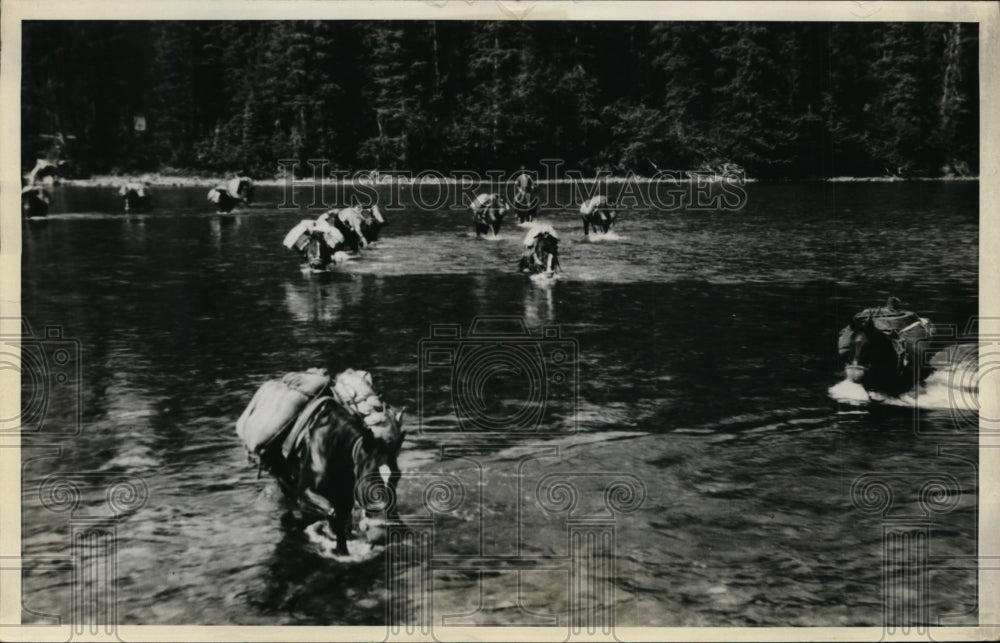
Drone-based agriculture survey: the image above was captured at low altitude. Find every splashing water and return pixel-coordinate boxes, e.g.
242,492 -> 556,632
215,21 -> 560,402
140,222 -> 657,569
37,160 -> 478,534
587,231 -> 625,242
529,271 -> 561,286
883,368 -> 979,411
304,521 -> 385,563
828,356 -> 979,411
828,379 -> 869,404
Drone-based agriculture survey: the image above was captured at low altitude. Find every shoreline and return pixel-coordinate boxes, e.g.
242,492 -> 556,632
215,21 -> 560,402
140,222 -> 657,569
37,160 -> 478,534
58,172 -> 980,188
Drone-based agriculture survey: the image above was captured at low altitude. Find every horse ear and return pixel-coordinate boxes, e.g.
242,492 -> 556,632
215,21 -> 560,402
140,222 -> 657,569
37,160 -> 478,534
394,407 -> 405,428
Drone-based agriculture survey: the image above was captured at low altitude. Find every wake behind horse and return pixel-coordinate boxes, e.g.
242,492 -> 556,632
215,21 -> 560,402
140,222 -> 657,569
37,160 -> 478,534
237,368 -> 405,555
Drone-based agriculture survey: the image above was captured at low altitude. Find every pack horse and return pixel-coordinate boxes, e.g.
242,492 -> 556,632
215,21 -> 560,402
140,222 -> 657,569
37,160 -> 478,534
236,368 -> 406,555
836,297 -> 932,397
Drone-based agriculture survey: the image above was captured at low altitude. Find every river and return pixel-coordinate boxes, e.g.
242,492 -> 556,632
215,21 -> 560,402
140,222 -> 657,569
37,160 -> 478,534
19,180 -> 978,627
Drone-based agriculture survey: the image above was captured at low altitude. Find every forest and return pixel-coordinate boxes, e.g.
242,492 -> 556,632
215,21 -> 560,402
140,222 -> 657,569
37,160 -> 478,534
20,20 -> 978,180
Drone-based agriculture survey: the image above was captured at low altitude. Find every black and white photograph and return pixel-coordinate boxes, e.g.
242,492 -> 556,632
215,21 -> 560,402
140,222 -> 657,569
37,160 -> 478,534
1,1 -> 995,639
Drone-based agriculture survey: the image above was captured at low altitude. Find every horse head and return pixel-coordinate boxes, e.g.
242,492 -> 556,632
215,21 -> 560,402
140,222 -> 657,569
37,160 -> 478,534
521,225 -> 560,274
842,314 -> 904,389
333,207 -> 367,249
353,406 -> 406,517
535,231 -> 559,259
228,177 -> 254,203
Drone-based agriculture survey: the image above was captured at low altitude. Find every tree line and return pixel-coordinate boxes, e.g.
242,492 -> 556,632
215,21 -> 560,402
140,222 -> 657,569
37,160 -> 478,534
21,20 -> 978,179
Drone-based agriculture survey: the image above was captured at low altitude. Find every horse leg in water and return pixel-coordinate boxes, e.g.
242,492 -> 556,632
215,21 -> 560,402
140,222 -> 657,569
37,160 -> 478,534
385,458 -> 402,520
582,217 -> 590,236
328,491 -> 354,556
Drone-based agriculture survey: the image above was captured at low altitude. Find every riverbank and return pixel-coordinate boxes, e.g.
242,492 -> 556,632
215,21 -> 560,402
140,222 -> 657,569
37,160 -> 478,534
60,171 -> 979,188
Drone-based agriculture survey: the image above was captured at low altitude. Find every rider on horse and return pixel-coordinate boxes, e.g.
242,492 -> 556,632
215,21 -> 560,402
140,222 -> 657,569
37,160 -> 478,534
512,168 -> 537,223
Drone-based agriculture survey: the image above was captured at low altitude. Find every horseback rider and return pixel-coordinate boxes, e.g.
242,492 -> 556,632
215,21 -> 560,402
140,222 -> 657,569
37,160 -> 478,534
514,167 -> 534,199
512,168 -> 538,223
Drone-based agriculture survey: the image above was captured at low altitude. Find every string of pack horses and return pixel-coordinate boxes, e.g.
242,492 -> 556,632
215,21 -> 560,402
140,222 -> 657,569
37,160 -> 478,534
279,174 -> 616,278
21,160 -> 972,559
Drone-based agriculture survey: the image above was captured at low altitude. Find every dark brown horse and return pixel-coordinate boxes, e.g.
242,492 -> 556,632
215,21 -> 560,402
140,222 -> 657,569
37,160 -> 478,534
21,185 -> 51,218
837,302 -> 931,397
119,183 -> 152,213
262,397 -> 405,556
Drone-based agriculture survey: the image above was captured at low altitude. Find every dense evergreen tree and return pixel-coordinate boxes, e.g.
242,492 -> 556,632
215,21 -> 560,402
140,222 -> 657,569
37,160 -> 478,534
20,20 -> 979,179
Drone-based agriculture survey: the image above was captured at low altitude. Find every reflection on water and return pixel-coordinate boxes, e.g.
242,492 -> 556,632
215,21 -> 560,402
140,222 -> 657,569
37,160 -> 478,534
523,282 -> 556,327
20,182 -> 978,626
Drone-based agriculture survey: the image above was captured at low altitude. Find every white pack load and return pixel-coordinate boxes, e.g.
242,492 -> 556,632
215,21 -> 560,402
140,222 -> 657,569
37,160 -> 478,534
330,368 -> 394,439
523,223 -> 558,246
118,182 -> 148,197
226,177 -> 244,198
207,186 -> 226,203
323,227 -> 345,249
470,193 -> 498,210
283,220 -> 315,250
236,368 -> 331,454
580,195 -> 609,215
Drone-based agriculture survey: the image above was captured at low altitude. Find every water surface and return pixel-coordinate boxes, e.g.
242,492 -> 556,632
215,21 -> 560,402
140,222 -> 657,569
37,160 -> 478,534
20,181 -> 978,626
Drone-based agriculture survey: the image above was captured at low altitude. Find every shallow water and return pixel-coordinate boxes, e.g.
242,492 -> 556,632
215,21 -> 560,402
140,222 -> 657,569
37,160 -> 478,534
19,181 -> 978,626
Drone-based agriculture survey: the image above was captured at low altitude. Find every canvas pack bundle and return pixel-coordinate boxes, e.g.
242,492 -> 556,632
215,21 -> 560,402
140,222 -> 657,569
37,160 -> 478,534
236,368 -> 331,454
